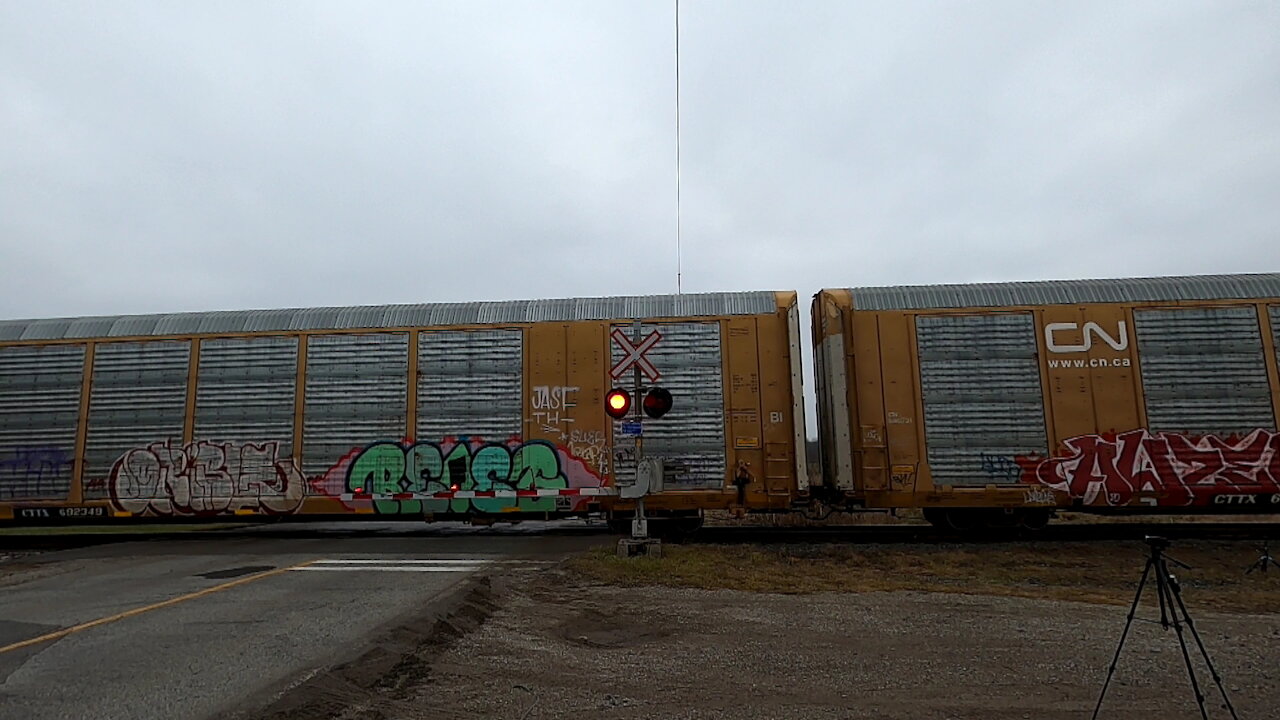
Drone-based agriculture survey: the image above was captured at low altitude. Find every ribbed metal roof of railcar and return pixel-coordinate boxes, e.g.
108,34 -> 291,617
0,291 -> 780,341
844,273 -> 1280,310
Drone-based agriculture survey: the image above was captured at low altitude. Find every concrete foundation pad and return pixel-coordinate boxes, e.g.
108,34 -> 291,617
616,538 -> 662,558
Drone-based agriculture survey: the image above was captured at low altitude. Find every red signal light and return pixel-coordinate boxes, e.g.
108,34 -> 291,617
605,388 -> 631,419
643,387 -> 673,419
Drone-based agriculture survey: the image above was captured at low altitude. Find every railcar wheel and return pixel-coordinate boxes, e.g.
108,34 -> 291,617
985,509 -> 1021,529
942,508 -> 983,532
605,512 -> 702,539
1017,509 -> 1052,531
658,515 -> 704,542
922,507 -> 949,529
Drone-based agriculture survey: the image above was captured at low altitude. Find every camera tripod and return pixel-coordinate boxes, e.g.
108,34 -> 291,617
1092,536 -> 1238,720
1244,541 -> 1279,574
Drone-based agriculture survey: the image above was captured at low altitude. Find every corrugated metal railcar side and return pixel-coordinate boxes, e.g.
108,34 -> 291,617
814,273 -> 1280,527
0,292 -> 807,523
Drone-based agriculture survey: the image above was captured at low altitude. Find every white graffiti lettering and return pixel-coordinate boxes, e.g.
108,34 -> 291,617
1023,487 -> 1056,505
531,385 -> 579,439
108,440 -> 305,516
567,429 -> 609,475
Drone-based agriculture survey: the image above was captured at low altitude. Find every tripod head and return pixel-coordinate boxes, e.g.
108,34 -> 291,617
1245,541 -> 1279,575
1144,535 -> 1190,569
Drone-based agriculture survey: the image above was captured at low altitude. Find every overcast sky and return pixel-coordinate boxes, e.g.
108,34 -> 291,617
3,0 -> 1277,322
2,2 -> 1278,434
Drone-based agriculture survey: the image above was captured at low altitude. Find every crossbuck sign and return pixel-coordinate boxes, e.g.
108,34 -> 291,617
610,327 -> 663,382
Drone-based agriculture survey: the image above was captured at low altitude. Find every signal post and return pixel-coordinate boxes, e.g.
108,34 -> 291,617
607,321 -> 672,557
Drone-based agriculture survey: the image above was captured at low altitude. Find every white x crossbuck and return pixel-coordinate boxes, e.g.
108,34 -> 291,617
610,327 -> 663,381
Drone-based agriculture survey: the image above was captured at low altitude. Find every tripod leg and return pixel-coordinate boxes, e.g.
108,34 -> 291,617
1155,554 -> 1171,628
1167,572 -> 1241,720
1156,560 -> 1211,720
1092,558 -> 1153,720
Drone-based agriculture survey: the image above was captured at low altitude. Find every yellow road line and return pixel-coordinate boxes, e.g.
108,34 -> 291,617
0,559 -> 318,655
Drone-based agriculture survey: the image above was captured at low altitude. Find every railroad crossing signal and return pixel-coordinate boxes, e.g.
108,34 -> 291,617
610,327 -> 662,382
643,387 -> 673,418
605,386 -> 673,419
605,388 -> 631,419
608,324 -> 672,422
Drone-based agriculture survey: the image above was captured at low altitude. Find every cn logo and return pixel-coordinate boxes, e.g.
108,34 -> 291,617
1044,321 -> 1128,353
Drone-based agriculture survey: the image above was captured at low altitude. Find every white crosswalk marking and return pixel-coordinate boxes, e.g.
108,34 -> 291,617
313,559 -> 493,565
290,558 -> 553,573
293,566 -> 483,573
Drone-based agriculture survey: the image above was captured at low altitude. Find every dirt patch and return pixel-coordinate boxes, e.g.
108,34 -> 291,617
0,550 -> 50,583
246,542 -> 1280,719
411,570 -> 1280,719
248,576 -> 500,720
555,608 -> 676,649
0,550 -> 42,565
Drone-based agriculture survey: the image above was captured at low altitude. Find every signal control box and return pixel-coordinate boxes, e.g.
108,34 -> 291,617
619,457 -> 665,499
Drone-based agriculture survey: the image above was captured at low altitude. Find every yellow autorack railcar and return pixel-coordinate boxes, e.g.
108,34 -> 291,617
0,292 -> 808,529
813,273 -> 1280,530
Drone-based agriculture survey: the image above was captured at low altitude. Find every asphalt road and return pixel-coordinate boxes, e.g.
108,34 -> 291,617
0,521 -> 606,720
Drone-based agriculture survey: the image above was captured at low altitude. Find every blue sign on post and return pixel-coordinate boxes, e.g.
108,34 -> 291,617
620,421 -> 644,437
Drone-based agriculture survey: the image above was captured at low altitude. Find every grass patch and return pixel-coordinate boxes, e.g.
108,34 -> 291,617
703,508 -> 924,527
567,541 -> 1280,613
704,509 -> 1280,528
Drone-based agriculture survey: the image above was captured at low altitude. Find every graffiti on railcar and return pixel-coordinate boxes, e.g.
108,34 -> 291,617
0,447 -> 74,495
106,440 -> 305,516
979,452 -> 1022,483
529,385 -> 610,474
1022,486 -> 1057,506
567,429 -> 609,476
1016,429 -> 1280,506
531,385 -> 579,437
310,437 -> 605,514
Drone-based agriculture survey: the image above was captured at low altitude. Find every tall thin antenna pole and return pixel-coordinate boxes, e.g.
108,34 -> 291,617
675,0 -> 682,294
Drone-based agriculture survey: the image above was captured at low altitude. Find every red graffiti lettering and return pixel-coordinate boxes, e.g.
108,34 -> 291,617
1017,429 -> 1280,507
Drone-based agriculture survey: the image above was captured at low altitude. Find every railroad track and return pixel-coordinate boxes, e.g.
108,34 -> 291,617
696,522 -> 1280,544
2,519 -> 1277,553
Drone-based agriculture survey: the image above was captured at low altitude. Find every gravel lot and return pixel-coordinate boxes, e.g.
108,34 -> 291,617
400,572 -> 1278,720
